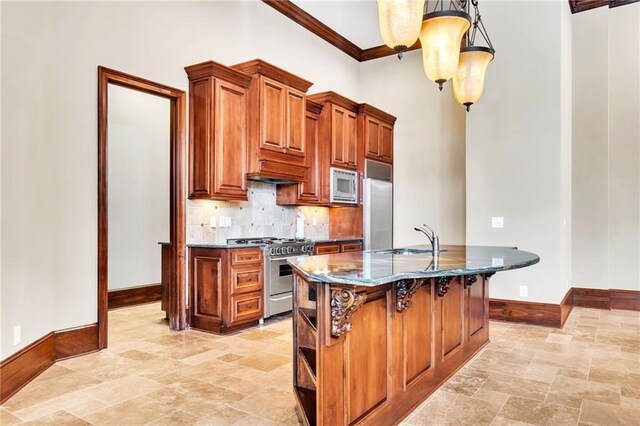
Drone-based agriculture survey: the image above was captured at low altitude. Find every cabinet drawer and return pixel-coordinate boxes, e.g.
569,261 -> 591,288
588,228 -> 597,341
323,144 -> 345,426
231,267 -> 263,294
230,248 -> 263,266
341,241 -> 363,252
230,292 -> 263,324
315,243 -> 340,255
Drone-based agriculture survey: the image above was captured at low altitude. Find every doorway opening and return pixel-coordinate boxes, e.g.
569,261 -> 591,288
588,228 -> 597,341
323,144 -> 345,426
97,67 -> 187,349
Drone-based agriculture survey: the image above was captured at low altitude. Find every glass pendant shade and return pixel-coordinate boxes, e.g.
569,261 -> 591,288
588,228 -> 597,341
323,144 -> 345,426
377,0 -> 424,55
419,11 -> 471,90
453,46 -> 494,111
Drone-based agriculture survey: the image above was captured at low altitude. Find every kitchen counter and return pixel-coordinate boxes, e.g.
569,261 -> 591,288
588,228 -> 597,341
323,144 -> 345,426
289,244 -> 539,286
158,241 -> 265,249
309,237 -> 363,244
291,244 -> 539,425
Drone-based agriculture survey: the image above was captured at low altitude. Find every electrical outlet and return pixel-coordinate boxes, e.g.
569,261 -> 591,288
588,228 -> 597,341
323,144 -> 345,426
492,257 -> 504,267
209,216 -> 217,228
312,217 -> 317,226
492,216 -> 504,228
519,285 -> 528,298
13,325 -> 21,346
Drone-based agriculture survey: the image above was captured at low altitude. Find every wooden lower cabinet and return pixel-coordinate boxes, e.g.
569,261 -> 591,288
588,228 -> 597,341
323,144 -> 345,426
189,247 -> 264,334
292,274 -> 490,425
314,240 -> 362,255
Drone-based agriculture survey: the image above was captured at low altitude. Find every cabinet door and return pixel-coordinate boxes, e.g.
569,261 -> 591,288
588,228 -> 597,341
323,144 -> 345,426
189,77 -> 214,198
331,105 -> 346,165
344,111 -> 358,168
192,255 -> 223,325
286,89 -> 306,156
364,116 -> 381,159
214,80 -> 247,198
260,78 -> 286,151
380,122 -> 394,163
299,110 -> 320,201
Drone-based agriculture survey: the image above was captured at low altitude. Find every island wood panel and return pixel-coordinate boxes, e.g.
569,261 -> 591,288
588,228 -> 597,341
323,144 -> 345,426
345,295 -> 389,424
295,274 -> 490,425
404,283 -> 433,384
441,278 -> 464,360
467,277 -> 488,340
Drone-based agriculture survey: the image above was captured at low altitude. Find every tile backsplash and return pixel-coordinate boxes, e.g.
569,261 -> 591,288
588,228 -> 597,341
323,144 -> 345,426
187,182 -> 330,244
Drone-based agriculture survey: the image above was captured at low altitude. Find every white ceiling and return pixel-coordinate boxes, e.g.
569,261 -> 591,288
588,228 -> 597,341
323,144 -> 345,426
291,0 -> 384,49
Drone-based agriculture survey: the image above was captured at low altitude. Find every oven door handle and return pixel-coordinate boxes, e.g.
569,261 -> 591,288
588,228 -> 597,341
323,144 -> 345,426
270,293 -> 292,301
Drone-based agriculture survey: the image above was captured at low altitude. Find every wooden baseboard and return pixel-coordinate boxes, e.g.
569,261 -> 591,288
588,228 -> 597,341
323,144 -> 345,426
0,333 -> 56,404
490,287 -> 639,328
54,323 -> 99,360
108,283 -> 162,310
572,287 -> 640,311
610,289 -> 640,311
572,287 -> 610,309
489,298 -> 565,328
0,323 -> 100,404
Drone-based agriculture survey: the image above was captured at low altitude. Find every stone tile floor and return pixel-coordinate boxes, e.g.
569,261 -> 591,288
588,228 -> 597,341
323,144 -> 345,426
1,304 -> 638,425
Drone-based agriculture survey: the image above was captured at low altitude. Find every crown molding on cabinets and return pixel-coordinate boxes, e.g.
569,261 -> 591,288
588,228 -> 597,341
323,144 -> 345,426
569,0 -> 639,14
262,0 -> 409,62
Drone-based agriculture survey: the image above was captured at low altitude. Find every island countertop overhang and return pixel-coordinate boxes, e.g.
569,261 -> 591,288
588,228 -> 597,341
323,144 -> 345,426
288,244 -> 540,286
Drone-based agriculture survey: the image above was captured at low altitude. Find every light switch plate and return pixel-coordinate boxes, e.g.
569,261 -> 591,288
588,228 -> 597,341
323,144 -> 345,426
492,257 -> 504,267
13,325 -> 21,346
519,285 -> 528,298
492,217 -> 504,228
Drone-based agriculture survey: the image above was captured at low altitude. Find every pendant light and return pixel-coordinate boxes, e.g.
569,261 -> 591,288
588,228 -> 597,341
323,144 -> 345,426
419,0 -> 471,90
377,0 -> 424,59
453,0 -> 495,111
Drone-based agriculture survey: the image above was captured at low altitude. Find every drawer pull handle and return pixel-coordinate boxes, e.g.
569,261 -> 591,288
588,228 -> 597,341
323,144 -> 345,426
246,304 -> 253,309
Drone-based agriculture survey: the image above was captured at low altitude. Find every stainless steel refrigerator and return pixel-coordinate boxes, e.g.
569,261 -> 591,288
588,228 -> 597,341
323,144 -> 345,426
363,159 -> 393,250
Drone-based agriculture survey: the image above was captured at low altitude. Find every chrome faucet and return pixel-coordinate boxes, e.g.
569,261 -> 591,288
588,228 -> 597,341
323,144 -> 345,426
414,224 -> 440,255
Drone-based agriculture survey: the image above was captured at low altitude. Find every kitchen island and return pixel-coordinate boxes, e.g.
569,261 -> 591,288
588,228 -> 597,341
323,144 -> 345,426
288,245 -> 539,426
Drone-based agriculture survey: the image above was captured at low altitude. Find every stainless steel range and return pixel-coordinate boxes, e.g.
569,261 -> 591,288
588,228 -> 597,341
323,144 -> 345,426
227,237 -> 314,318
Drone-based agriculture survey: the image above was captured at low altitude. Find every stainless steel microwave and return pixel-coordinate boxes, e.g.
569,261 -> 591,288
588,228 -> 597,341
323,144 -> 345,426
330,167 -> 358,204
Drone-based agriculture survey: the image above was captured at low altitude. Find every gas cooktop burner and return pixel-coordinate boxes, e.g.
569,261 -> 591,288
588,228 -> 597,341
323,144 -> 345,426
226,237 -> 314,256
227,237 -> 311,245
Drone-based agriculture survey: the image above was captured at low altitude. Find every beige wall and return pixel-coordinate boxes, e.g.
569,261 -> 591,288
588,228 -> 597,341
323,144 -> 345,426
572,4 -> 640,292
466,1 -> 572,304
572,7 -> 609,289
0,0 -> 361,359
107,85 -> 170,291
358,51 -> 467,247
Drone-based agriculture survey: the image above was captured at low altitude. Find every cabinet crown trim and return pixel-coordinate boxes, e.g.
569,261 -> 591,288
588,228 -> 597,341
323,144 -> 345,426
308,91 -> 359,112
306,99 -> 323,115
358,103 -> 397,124
185,60 -> 252,88
231,59 -> 313,92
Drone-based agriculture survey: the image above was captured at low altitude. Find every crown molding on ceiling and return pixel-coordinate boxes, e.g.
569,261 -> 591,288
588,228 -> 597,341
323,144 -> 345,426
262,0 -> 413,62
569,0 -> 639,13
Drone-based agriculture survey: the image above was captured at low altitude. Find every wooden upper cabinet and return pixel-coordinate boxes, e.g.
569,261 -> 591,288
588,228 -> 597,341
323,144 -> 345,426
308,91 -> 360,173
276,100 -> 323,205
358,103 -> 397,165
261,78 -> 286,151
232,59 -> 313,182
185,61 -> 252,201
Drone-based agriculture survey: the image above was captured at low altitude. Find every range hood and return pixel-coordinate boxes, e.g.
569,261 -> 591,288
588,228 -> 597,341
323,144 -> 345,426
247,175 -> 299,185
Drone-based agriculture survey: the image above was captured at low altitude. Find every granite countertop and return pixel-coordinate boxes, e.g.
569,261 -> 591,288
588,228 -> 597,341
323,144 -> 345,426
158,242 -> 265,248
311,237 -> 363,244
288,244 -> 540,286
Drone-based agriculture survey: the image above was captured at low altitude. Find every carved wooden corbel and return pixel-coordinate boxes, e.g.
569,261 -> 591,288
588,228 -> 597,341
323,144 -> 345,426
396,279 -> 423,311
330,288 -> 367,337
464,274 -> 478,288
436,276 -> 453,297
